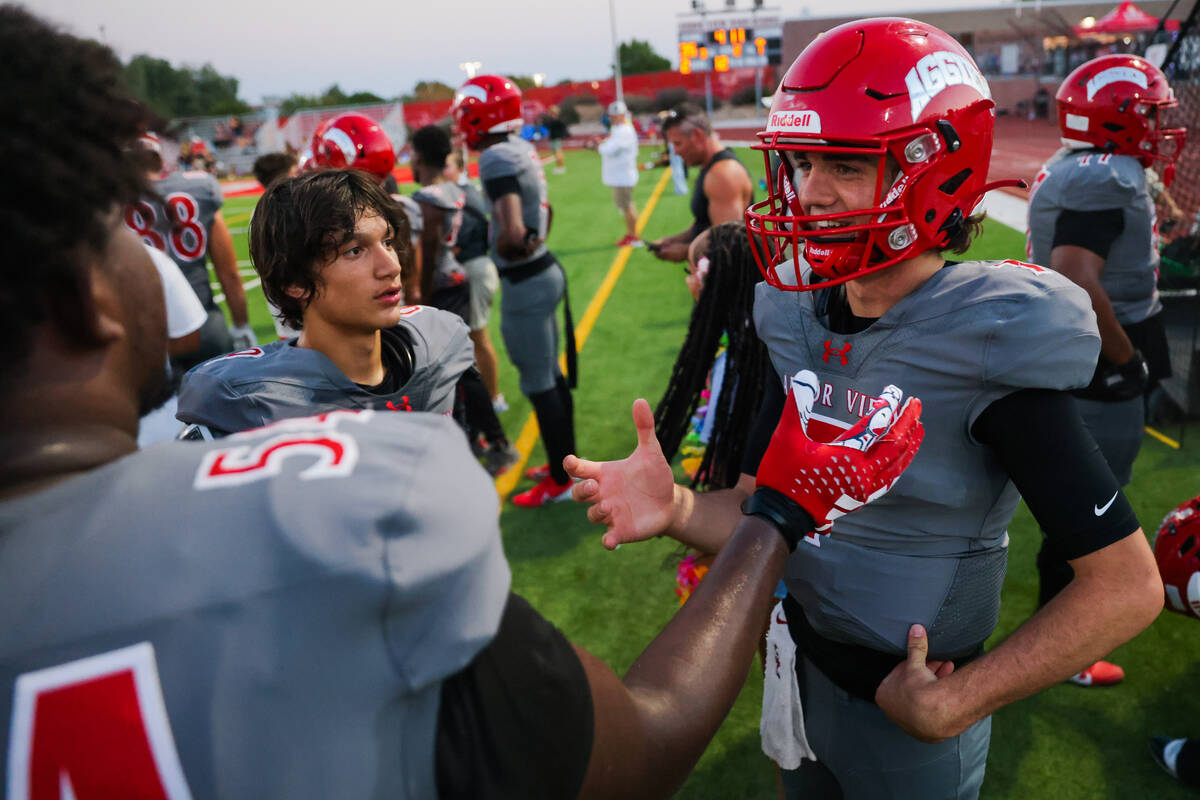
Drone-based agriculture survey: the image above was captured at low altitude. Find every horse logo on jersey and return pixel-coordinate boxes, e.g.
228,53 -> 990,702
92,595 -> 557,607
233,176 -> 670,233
822,340 -> 852,365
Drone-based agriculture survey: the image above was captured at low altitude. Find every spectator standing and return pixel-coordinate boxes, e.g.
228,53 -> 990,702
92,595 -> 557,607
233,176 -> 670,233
597,100 -> 642,248
540,104 -> 569,174
648,103 -> 753,262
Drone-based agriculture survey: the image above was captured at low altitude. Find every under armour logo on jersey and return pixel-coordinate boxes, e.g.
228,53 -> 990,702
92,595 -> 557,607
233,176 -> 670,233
385,396 -> 412,412
822,340 -> 852,365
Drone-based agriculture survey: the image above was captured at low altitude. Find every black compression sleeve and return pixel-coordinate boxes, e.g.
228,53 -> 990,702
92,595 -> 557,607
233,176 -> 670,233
971,388 -> 1139,560
1052,208 -> 1125,260
482,175 -> 521,203
435,592 -> 593,800
742,376 -> 785,476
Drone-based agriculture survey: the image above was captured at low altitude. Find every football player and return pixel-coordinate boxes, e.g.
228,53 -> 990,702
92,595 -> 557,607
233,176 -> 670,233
410,123 -> 520,475
1026,53 -> 1185,687
173,169 -> 515,474
452,75 -> 580,506
0,9 -> 924,795
1149,495 -> 1200,789
444,149 -> 506,411
126,131 -> 254,369
569,17 -> 1163,798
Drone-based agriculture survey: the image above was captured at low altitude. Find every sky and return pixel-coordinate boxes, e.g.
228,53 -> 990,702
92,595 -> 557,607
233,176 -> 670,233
30,0 -> 973,105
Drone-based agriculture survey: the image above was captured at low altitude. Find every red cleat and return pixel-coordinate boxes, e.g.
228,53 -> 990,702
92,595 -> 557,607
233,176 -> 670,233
1068,660 -> 1125,686
525,463 -> 551,481
512,475 -> 575,507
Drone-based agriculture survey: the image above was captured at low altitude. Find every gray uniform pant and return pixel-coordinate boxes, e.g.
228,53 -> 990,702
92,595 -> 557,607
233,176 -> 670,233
781,655 -> 991,800
499,261 -> 565,395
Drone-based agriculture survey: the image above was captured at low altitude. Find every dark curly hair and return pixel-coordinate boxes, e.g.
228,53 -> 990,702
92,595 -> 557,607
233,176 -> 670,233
250,169 -> 412,330
410,125 -> 453,170
0,5 -> 151,379
654,221 -> 771,490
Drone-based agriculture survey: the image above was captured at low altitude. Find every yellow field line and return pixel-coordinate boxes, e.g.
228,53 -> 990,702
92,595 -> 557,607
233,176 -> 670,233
1145,425 -> 1182,450
495,168 -> 673,501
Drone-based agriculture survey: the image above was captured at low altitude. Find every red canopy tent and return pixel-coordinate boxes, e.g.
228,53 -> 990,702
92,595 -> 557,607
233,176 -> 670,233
1072,0 -> 1180,35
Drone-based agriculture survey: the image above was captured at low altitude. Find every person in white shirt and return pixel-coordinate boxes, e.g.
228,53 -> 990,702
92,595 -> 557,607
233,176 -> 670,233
597,101 -> 641,248
138,244 -> 207,446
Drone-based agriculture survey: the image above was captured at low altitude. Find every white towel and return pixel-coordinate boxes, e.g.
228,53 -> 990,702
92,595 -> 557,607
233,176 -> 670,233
760,601 -> 816,768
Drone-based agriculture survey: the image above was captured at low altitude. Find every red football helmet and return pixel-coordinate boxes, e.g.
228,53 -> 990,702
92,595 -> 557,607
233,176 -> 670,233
311,113 -> 395,182
451,75 -> 523,150
1154,494 -> 1200,620
745,18 -> 1020,291
1057,54 -> 1185,182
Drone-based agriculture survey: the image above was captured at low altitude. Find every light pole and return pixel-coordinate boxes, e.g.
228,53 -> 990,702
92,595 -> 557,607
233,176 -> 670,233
458,61 -> 483,80
609,0 -> 625,104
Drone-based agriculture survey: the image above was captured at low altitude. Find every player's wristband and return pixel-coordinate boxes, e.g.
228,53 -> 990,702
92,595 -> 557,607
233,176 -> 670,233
741,487 -> 815,553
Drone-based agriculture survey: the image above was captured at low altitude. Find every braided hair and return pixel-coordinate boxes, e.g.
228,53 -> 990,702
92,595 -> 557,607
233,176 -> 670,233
654,221 -> 771,490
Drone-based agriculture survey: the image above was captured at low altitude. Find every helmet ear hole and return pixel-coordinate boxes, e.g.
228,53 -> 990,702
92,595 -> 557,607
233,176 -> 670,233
1180,534 -> 1195,557
937,168 -> 972,196
1102,122 -> 1124,133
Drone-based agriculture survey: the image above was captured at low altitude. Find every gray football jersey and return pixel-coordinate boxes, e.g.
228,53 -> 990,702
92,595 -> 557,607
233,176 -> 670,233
176,305 -> 473,435
126,170 -> 225,309
0,411 -> 510,798
754,259 -> 1099,656
1027,149 -> 1161,324
411,183 -> 468,291
478,137 -> 549,269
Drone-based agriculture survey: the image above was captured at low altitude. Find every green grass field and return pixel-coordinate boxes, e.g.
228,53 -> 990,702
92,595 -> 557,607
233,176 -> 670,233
219,148 -> 1200,799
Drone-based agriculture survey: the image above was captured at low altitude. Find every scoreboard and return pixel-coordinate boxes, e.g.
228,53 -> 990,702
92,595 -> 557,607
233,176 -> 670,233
677,11 -> 782,73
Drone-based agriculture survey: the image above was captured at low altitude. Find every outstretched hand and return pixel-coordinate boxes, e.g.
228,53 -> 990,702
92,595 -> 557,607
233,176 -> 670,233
875,624 -> 958,743
565,398 -> 678,550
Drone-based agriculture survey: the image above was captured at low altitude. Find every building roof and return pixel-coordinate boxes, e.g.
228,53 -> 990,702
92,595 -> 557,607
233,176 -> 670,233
782,0 -> 1183,60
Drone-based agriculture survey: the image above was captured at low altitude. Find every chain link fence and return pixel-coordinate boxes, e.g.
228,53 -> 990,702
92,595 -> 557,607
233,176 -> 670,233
1151,0 -> 1200,428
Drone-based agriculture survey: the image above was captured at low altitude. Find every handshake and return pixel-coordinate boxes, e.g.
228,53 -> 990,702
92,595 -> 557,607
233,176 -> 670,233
747,370 -> 924,550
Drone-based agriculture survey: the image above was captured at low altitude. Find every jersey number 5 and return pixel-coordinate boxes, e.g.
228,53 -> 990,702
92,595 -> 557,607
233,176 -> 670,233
7,642 -> 193,799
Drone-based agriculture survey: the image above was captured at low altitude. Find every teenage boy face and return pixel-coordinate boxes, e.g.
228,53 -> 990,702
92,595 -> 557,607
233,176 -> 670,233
293,212 -> 406,334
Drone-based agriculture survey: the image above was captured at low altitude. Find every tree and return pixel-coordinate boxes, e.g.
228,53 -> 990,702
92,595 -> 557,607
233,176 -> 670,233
619,39 -> 671,75
401,80 -> 456,104
123,55 -> 250,119
277,85 -> 386,116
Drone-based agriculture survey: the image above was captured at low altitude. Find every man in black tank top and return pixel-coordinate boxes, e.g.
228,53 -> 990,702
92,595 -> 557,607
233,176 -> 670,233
648,103 -> 754,262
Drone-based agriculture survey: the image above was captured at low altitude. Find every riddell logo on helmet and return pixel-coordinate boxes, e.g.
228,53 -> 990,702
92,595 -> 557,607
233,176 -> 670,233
905,51 -> 990,122
767,110 -> 822,135
1085,66 -> 1148,101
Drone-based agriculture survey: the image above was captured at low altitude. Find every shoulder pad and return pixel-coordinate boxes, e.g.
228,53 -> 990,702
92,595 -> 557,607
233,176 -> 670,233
939,260 -> 1100,391
396,306 -> 473,374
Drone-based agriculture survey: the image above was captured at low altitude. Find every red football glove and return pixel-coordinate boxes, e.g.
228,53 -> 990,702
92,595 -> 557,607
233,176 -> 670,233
756,369 -> 924,537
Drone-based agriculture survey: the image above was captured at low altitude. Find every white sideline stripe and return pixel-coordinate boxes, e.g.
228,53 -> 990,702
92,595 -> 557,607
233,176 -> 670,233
213,277 -> 261,305
978,189 -> 1029,232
